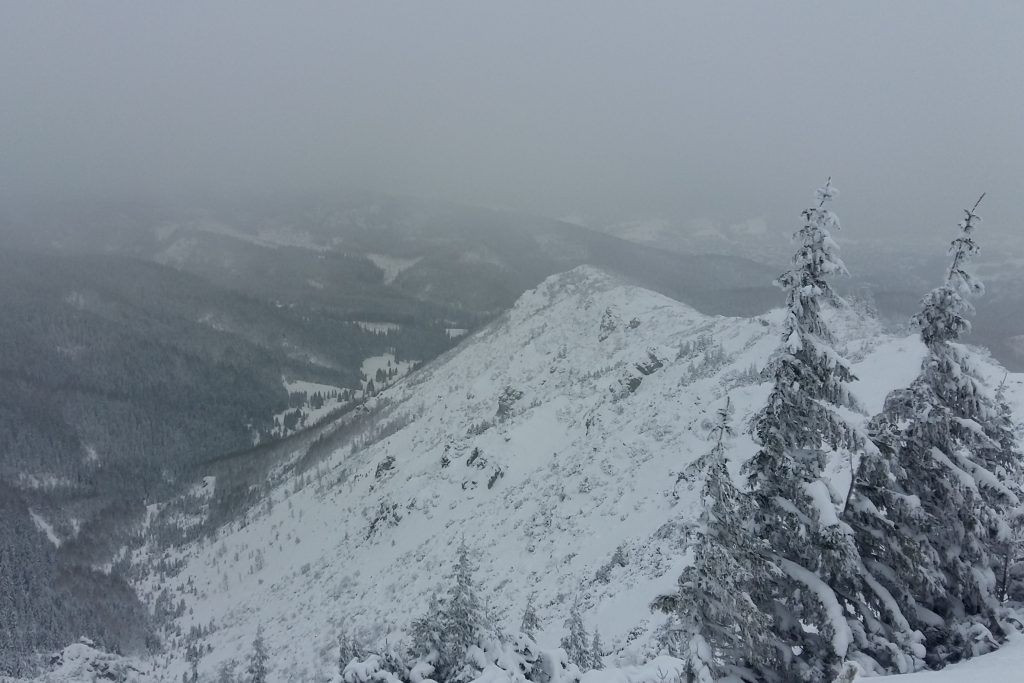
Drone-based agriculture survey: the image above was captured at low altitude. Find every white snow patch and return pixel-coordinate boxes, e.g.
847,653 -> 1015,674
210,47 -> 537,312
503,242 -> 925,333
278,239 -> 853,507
850,335 -> 927,414
777,557 -> 852,657
63,290 -> 88,309
83,444 -> 100,464
16,473 -> 74,490
803,479 -> 840,527
356,321 -> 402,334
366,253 -> 421,284
360,353 -> 416,391
29,510 -> 61,548
271,378 -> 350,437
284,378 -> 344,397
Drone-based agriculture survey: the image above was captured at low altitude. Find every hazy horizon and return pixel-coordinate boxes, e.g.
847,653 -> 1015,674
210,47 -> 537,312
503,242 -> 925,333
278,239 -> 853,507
2,2 -> 1022,239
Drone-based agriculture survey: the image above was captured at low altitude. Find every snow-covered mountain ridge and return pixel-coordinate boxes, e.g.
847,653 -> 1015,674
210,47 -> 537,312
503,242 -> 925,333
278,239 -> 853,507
106,267 -> 1024,681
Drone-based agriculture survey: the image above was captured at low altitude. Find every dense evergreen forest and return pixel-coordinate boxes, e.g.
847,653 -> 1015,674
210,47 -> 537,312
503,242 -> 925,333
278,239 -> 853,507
0,248 -> 459,675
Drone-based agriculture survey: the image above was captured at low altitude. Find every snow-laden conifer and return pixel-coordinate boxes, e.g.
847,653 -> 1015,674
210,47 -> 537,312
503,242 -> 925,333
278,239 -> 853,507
994,377 -> 1024,602
851,195 -> 1022,668
743,179 -> 874,680
520,594 -> 542,640
409,539 -> 492,682
339,631 -> 364,676
589,629 -> 604,670
560,599 -> 590,670
246,626 -> 269,683
652,396 -> 776,682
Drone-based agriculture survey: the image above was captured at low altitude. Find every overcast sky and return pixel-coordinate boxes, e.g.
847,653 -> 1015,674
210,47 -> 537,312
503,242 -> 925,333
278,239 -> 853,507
1,1 -> 1021,240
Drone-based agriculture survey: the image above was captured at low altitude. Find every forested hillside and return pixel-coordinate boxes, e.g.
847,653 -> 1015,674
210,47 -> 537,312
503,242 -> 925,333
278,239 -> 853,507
0,248 -> 458,675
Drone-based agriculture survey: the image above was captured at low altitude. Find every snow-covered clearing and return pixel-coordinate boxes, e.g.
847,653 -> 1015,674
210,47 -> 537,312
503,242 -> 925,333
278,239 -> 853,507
360,353 -> 416,389
284,378 -> 344,397
356,321 -> 402,334
366,253 -> 421,284
271,378 -> 349,437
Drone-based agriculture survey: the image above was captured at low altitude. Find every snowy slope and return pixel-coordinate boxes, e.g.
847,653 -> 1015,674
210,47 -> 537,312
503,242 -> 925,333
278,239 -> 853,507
108,267 -> 1024,682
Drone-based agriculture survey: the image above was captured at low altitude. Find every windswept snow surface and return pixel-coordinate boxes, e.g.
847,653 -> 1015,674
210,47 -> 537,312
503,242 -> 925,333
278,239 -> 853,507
122,266 -> 1021,682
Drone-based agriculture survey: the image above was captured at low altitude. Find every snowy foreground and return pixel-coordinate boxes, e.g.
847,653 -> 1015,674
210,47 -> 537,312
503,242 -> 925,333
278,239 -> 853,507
886,632 -> 1024,682
10,266 -> 1024,682
16,636 -> 1024,683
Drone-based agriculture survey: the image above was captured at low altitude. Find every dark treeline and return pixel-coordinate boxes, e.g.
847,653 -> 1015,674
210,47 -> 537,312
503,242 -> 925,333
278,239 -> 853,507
0,484 -> 154,676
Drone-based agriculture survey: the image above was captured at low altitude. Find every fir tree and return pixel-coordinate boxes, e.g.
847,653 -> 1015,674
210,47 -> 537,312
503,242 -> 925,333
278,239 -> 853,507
520,593 -> 542,639
246,625 -> 269,683
409,591 -> 446,670
994,376 -> 1024,602
444,540 -> 489,662
590,629 -> 604,670
216,660 -> 238,683
842,415 -> 930,674
743,179 -> 872,681
410,539 -> 491,682
338,630 -> 363,676
560,598 -> 590,670
652,396 -> 775,681
850,195 -> 1022,668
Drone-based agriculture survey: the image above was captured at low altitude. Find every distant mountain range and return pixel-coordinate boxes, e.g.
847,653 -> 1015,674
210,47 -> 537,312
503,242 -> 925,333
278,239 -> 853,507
1,192 -> 781,320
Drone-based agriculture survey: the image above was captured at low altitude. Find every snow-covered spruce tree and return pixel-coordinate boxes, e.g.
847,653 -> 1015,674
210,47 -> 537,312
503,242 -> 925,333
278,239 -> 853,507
247,626 -> 269,683
409,592 -> 448,681
589,630 -> 604,670
560,599 -> 590,670
521,594 -> 542,640
339,631 -> 364,677
409,539 -> 493,682
842,416 -> 931,675
652,396 -> 776,682
994,377 -> 1024,602
216,660 -> 239,683
743,179 -> 876,681
851,195 -> 1022,667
